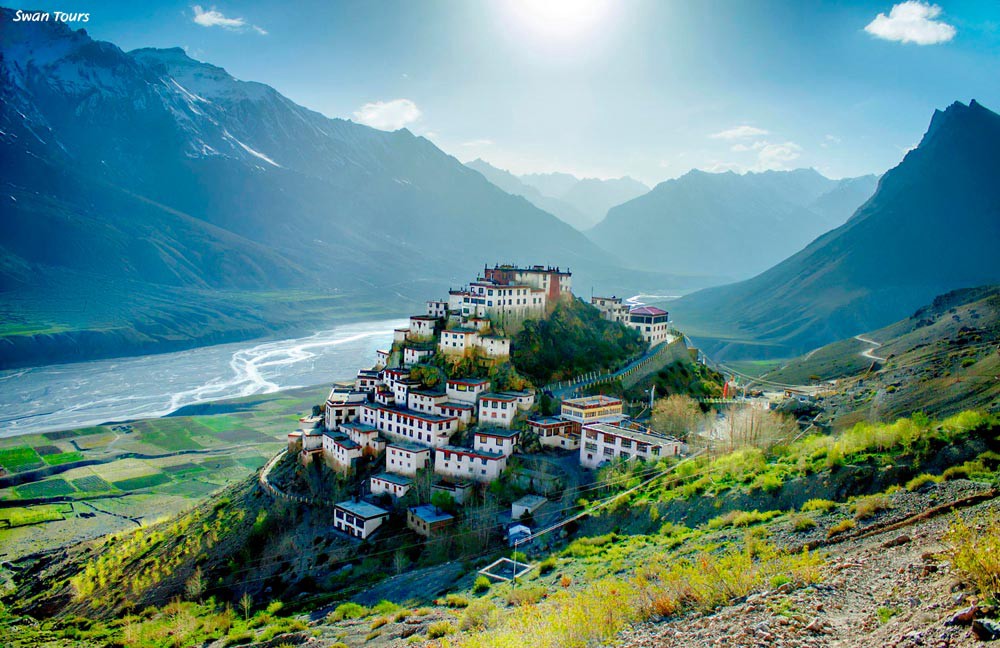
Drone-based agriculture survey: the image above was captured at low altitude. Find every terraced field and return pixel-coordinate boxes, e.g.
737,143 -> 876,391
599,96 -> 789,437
0,384 -> 328,561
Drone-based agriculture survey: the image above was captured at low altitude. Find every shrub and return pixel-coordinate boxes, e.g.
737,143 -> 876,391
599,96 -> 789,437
223,632 -> 254,647
905,473 -> 942,492
801,499 -> 836,513
372,600 -> 401,615
460,600 -> 498,631
444,594 -> 470,608
851,494 -> 890,520
365,630 -> 382,641
538,556 -> 557,575
393,610 -> 410,622
790,514 -> 817,532
753,472 -> 783,493
707,509 -> 781,529
506,586 -> 547,606
946,512 -> 1000,601
473,576 -> 491,594
426,621 -> 455,639
877,606 -> 899,623
827,519 -> 856,538
370,617 -> 388,630
328,602 -> 368,621
559,574 -> 572,587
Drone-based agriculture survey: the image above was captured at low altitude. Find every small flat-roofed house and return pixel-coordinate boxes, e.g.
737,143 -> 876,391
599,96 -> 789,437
446,377 -> 491,404
473,427 -> 521,457
478,392 -> 518,428
627,305 -> 670,345
561,395 -> 625,425
580,421 -> 684,470
322,431 -> 362,472
370,472 -> 413,500
407,505 -> 455,537
340,422 -> 386,458
512,494 -> 548,521
528,417 -> 580,450
435,401 -> 476,429
432,479 -> 474,505
434,445 -> 507,483
334,500 -> 389,539
386,442 -> 431,476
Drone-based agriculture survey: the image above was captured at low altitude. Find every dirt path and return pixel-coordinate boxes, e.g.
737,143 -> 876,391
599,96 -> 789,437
854,335 -> 886,363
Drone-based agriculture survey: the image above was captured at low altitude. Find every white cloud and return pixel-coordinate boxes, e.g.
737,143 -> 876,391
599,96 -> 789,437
865,1 -> 955,45
353,99 -> 422,131
709,125 -> 770,140
460,139 -> 495,147
192,5 -> 267,34
756,141 -> 802,169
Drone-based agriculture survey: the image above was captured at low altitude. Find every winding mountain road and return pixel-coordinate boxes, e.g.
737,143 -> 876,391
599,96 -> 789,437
855,335 -> 886,363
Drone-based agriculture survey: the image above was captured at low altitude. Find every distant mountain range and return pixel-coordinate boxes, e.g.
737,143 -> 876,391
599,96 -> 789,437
466,159 -> 649,230
671,100 -> 1000,360
0,13 -> 688,367
589,168 -> 878,280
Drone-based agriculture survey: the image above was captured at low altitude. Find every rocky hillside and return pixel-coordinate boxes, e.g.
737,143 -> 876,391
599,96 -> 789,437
767,285 -> 1000,427
4,411 -> 1000,647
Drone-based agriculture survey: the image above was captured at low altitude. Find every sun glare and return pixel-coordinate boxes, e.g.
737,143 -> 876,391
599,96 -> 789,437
504,0 -> 613,41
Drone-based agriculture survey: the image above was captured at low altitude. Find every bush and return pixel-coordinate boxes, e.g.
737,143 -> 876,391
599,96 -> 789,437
426,621 -> 455,639
707,509 -> 781,529
370,617 -> 388,630
538,556 -> 557,575
443,594 -> 470,608
827,519 -> 856,538
800,499 -> 836,513
328,602 -> 368,621
460,600 -> 498,631
790,514 -> 816,532
946,512 -> 1000,601
506,586 -> 547,606
905,473 -> 942,491
851,494 -> 890,520
473,575 -> 491,594
372,600 -> 401,615
223,632 -> 254,647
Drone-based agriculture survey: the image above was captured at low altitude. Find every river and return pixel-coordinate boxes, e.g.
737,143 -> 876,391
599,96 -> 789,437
0,318 -> 406,437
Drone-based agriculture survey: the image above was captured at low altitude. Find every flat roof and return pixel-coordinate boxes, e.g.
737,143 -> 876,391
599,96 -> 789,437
372,472 -> 412,486
513,494 -> 548,509
387,441 -> 431,453
480,392 -> 517,402
583,421 -> 682,447
336,499 -> 389,519
341,422 -> 378,434
439,445 -> 506,460
409,505 -> 454,524
475,427 -> 520,438
439,401 -> 476,410
363,403 -> 457,423
562,395 -> 623,408
448,377 -> 490,386
444,327 -> 478,335
528,416 -> 570,426
411,389 -> 447,398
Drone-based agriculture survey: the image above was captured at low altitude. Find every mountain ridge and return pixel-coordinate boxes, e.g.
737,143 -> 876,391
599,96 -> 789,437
670,99 -> 1000,360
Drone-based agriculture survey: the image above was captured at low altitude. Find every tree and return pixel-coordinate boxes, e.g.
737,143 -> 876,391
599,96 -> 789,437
185,566 -> 205,601
392,549 -> 409,575
430,491 -> 457,513
722,406 -> 797,452
239,591 -> 253,621
651,394 -> 704,439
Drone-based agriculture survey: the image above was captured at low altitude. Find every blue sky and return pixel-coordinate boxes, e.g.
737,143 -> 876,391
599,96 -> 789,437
19,0 -> 1000,184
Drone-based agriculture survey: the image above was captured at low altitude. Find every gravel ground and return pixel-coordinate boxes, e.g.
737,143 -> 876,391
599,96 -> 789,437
614,481 -> 998,648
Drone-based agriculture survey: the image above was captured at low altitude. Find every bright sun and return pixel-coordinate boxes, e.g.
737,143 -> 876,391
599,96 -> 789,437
504,0 -> 613,41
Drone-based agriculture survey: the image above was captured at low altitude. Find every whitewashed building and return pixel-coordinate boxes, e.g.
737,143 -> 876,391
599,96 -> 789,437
407,505 -> 455,537
334,500 -> 389,539
473,427 -> 521,457
325,386 -> 368,430
386,442 -> 431,476
446,377 -> 491,404
580,421 -> 684,470
478,393 -> 519,428
434,445 -> 508,483
627,306 -> 671,345
591,296 -> 630,324
561,395 -> 625,425
528,417 -> 580,450
370,472 -> 412,500
408,389 -> 448,415
340,422 -> 386,458
360,404 -> 458,447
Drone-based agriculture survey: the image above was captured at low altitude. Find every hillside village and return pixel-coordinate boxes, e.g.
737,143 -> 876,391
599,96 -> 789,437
283,264 -> 684,543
